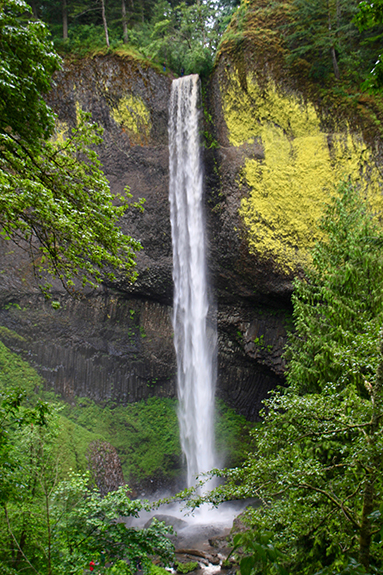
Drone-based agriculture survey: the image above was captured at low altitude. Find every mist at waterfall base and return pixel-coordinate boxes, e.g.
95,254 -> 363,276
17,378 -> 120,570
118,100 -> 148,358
169,73 -> 217,492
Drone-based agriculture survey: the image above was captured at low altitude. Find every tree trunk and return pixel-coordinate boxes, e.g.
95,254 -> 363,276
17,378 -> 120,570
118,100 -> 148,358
14,526 -> 27,570
358,335 -> 383,569
139,0 -> 144,23
62,0 -> 68,40
46,489 -> 52,575
122,0 -> 128,44
328,0 -> 340,79
331,46 -> 340,80
359,477 -> 374,569
336,0 -> 341,25
101,0 -> 110,48
29,0 -> 38,18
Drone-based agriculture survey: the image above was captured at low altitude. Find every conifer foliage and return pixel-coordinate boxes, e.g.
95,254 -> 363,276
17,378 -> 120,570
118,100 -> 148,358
200,185 -> 383,574
286,183 -> 383,395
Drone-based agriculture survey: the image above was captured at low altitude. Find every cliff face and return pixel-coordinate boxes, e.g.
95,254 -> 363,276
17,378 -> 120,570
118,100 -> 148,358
208,0 -> 383,287
3,33 -> 380,420
202,0 -> 383,418
0,53 -> 285,420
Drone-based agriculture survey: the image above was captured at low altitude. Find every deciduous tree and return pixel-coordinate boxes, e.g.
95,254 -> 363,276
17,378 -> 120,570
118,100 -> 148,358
354,0 -> 383,90
0,0 -> 142,295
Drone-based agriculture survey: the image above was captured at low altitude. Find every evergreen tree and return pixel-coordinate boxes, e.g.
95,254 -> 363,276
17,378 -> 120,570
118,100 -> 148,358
286,0 -> 361,80
193,184 -> 383,574
286,182 -> 383,395
282,0 -> 383,87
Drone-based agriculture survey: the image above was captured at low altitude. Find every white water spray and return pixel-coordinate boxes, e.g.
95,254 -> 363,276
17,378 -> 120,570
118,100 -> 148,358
169,74 -> 216,487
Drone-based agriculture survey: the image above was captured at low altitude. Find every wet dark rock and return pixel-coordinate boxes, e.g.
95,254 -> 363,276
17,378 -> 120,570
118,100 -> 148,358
174,524 -> 229,550
232,512 -> 249,534
208,535 -> 230,554
0,289 -> 176,404
87,440 -> 125,496
0,54 -> 288,423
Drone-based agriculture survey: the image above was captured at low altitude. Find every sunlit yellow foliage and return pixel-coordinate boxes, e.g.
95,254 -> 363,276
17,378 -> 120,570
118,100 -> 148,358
75,100 -> 82,126
53,120 -> 69,144
52,102 -> 80,143
111,94 -> 151,145
222,73 -> 383,271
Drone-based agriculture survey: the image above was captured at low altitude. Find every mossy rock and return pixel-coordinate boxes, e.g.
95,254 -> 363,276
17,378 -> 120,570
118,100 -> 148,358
175,561 -> 199,574
214,0 -> 383,277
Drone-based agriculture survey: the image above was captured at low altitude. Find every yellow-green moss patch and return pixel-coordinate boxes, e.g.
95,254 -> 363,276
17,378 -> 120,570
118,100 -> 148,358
0,326 -> 26,343
222,73 -> 383,271
53,119 -> 69,144
111,94 -> 151,145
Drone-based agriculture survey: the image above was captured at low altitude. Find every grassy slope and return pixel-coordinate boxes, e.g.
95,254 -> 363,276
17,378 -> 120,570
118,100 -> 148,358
0,337 -> 252,486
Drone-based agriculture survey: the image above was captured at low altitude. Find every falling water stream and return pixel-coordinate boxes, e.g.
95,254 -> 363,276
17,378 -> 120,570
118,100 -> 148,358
128,85 -> 239,563
169,74 -> 216,487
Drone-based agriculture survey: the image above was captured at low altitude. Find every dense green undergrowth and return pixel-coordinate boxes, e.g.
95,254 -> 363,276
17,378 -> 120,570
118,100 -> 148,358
0,338 -> 252,486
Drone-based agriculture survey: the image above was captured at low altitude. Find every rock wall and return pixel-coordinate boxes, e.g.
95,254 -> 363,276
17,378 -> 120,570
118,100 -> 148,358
7,46 -> 370,420
207,0 -> 383,285
0,289 -> 176,403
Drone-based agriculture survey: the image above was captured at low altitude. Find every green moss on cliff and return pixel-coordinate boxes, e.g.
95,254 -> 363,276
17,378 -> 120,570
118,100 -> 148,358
61,395 -> 253,484
222,72 -> 383,271
0,326 -> 26,343
61,396 -> 182,484
0,339 -> 252,486
0,339 -> 49,397
111,94 -> 151,144
215,398 -> 253,467
0,340 -> 103,476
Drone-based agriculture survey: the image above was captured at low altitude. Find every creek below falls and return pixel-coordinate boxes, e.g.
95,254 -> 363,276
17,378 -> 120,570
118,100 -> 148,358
125,500 -> 252,575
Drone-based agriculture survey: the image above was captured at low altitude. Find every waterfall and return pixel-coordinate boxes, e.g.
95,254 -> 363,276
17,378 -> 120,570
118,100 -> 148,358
169,74 -> 216,487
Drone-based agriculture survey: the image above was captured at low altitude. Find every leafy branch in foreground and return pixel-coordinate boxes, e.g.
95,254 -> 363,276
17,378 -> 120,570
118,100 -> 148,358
0,397 -> 175,574
229,530 -> 288,575
51,473 -> 175,574
186,368 -> 383,573
0,110 -> 143,293
354,0 -> 383,91
0,0 -> 142,294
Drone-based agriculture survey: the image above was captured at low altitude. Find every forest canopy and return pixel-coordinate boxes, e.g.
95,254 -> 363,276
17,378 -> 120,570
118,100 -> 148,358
24,0 -> 240,76
22,0 -> 383,90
